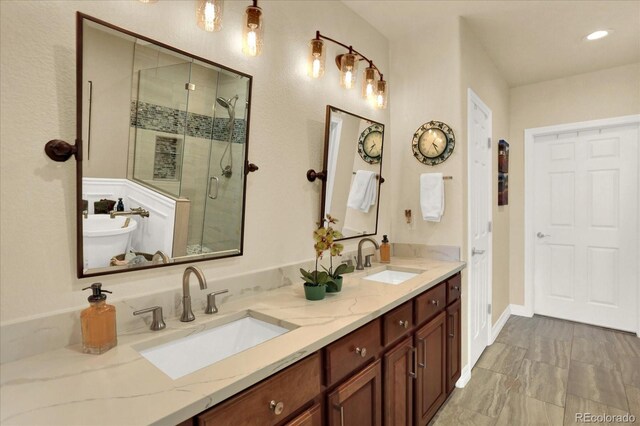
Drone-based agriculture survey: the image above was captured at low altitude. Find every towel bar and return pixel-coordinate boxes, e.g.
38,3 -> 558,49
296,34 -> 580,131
351,172 -> 385,183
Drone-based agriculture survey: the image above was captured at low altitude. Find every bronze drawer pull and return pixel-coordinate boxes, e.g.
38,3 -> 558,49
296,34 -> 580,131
417,337 -> 426,368
398,320 -> 409,329
269,400 -> 284,415
409,346 -> 417,379
430,299 -> 440,306
355,347 -> 367,358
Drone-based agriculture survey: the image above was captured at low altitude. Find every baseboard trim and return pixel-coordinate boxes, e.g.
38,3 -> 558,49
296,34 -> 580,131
455,364 -> 471,388
490,306 -> 511,344
510,304 -> 533,317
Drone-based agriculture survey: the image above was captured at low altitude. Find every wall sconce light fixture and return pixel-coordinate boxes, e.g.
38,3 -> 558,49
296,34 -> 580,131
307,31 -> 387,109
308,36 -> 325,78
242,0 -> 263,56
196,0 -> 224,32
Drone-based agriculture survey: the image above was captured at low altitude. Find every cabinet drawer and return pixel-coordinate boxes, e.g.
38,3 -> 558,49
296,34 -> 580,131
446,274 -> 461,304
197,352 -> 321,426
383,301 -> 414,346
285,402 -> 322,426
325,318 -> 382,387
415,283 -> 446,325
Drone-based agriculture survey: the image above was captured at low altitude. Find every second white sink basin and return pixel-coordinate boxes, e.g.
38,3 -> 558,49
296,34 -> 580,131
136,313 -> 294,379
364,270 -> 420,285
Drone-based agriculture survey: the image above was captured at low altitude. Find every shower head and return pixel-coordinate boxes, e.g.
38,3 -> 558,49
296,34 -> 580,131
216,95 -> 239,111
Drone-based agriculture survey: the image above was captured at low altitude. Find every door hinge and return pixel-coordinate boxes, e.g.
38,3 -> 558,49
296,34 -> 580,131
487,137 -> 492,149
185,83 -> 196,91
488,221 -> 492,233
488,304 -> 492,315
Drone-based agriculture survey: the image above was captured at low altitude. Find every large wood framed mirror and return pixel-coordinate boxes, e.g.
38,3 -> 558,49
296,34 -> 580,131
77,13 -> 253,277
314,106 -> 385,240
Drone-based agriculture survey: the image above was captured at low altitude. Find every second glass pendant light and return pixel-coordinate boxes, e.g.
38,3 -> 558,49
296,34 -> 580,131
196,0 -> 224,32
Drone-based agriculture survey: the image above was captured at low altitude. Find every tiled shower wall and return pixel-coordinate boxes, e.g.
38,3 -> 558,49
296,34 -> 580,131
130,101 -> 247,144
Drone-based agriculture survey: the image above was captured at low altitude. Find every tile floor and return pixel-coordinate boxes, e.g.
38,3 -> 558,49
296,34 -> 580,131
431,315 -> 640,425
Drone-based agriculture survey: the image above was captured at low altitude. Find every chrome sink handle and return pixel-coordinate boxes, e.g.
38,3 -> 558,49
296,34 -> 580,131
133,306 -> 166,331
205,289 -> 229,314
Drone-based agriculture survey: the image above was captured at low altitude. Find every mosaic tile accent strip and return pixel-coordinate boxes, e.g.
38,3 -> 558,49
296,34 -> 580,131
131,101 -> 246,144
153,136 -> 180,180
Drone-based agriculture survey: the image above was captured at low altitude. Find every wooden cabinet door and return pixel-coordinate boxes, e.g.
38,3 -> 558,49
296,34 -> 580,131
446,298 -> 462,393
414,311 -> 447,426
285,402 -> 322,426
383,336 -> 414,426
328,360 -> 382,426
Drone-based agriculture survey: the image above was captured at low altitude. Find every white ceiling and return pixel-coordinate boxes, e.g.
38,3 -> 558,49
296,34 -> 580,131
342,0 -> 640,86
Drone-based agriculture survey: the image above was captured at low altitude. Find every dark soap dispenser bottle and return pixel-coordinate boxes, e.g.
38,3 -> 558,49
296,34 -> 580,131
81,283 -> 117,354
116,198 -> 125,212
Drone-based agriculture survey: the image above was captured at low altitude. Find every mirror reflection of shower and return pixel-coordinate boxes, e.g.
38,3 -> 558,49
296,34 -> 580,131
216,94 -> 239,178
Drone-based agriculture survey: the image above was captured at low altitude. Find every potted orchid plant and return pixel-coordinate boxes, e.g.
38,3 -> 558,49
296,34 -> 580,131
321,218 -> 354,293
300,215 -> 345,300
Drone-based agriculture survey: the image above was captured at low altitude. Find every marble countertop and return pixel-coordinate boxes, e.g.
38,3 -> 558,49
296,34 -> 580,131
0,257 -> 465,425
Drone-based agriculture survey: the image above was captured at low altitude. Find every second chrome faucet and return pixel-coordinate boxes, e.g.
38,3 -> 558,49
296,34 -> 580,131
181,266 -> 208,322
180,266 -> 229,322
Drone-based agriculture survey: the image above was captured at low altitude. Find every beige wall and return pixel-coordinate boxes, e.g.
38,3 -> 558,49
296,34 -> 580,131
389,17 -> 512,367
460,20 -> 511,324
82,24 -> 134,178
389,16 -> 464,249
0,0 -> 390,322
508,63 -> 640,305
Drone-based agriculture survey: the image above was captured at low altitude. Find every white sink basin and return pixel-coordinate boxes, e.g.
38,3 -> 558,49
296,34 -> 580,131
364,269 -> 420,285
136,313 -> 294,379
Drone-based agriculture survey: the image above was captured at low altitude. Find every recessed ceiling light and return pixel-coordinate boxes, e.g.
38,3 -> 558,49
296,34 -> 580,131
586,30 -> 609,41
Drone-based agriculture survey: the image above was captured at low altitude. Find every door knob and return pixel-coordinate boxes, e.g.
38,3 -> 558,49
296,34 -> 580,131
472,248 -> 485,256
536,232 -> 550,238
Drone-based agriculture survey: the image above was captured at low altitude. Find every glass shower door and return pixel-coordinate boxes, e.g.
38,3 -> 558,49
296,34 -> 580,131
200,73 -> 249,255
132,62 -> 192,198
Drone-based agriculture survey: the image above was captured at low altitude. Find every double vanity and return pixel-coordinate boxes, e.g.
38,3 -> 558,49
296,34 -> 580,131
0,256 -> 464,425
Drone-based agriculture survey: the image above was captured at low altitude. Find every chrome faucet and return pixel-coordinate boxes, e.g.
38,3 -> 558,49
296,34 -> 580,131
180,266 -> 208,322
110,207 -> 150,219
356,238 -> 380,270
152,250 -> 169,264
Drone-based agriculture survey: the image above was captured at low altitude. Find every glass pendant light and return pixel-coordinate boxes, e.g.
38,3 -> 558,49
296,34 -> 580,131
374,79 -> 388,109
196,0 -> 224,32
339,51 -> 358,89
242,0 -> 263,57
308,35 -> 325,78
362,63 -> 378,102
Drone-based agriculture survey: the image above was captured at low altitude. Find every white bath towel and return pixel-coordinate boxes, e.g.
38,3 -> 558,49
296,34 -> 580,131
347,170 -> 377,213
420,173 -> 444,222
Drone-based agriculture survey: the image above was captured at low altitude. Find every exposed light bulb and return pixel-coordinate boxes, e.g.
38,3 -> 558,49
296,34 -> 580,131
366,82 -> 374,97
204,1 -> 216,31
247,28 -> 257,56
312,57 -> 321,78
586,30 -> 609,40
344,70 -> 353,89
376,93 -> 384,107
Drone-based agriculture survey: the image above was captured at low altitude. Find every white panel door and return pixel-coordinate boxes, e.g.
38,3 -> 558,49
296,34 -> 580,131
468,90 -> 492,368
533,124 -> 639,331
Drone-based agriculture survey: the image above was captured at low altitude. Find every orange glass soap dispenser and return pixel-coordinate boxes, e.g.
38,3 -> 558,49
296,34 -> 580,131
81,283 -> 117,354
380,235 -> 391,263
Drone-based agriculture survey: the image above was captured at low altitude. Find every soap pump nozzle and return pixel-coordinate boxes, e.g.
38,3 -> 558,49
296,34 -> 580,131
82,283 -> 112,303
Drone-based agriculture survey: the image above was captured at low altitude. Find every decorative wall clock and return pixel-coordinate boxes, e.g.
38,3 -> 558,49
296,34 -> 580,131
411,120 -> 455,165
358,123 -> 383,164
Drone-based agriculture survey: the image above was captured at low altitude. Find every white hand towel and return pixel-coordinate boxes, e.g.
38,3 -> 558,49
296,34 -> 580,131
420,173 -> 444,222
347,170 -> 377,213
